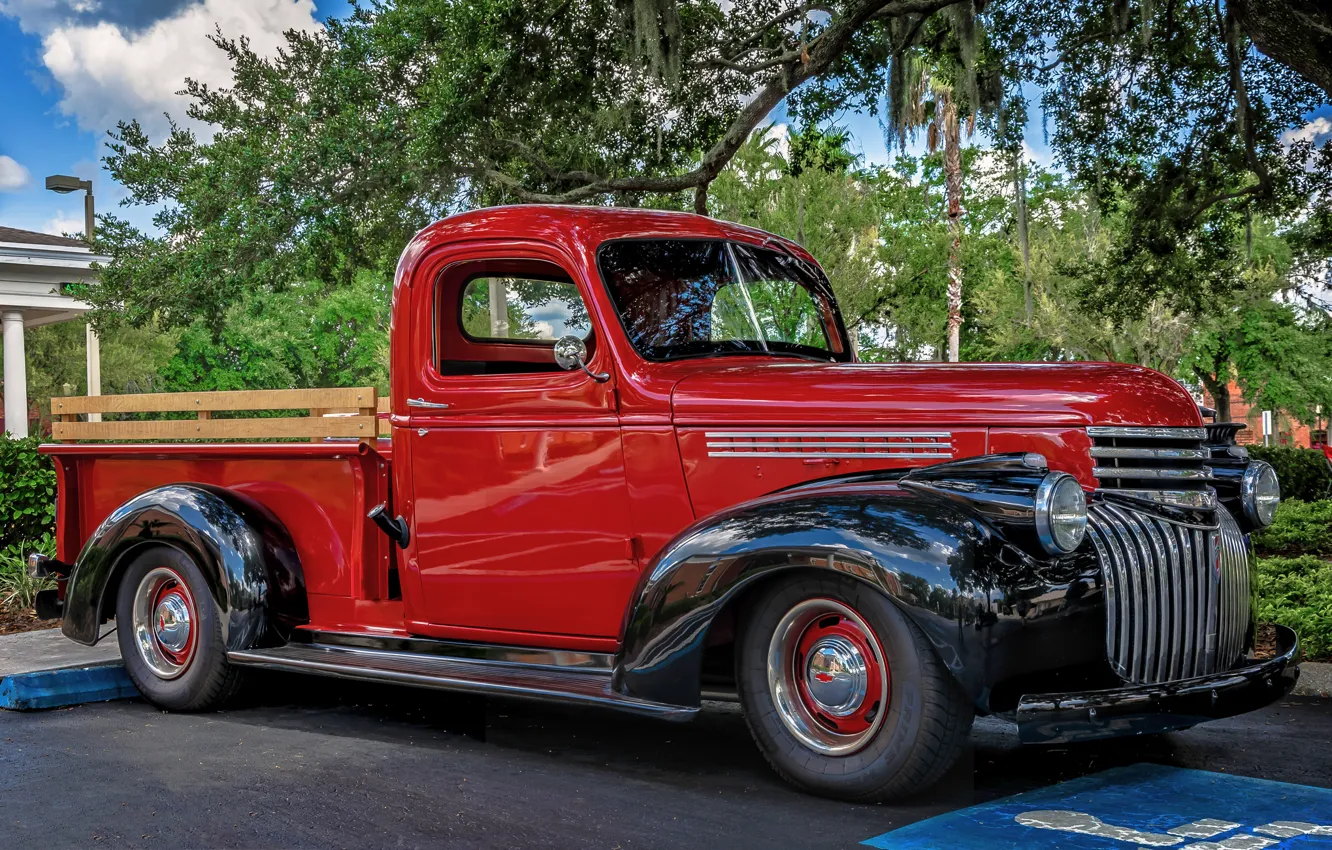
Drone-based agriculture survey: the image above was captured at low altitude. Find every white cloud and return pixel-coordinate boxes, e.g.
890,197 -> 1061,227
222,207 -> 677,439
1281,116 -> 1332,148
0,155 -> 31,191
35,0 -> 319,140
43,210 -> 84,237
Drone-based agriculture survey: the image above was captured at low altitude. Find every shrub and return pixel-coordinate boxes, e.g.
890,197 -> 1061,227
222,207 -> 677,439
0,436 -> 56,551
1251,500 -> 1332,558
1255,555 -> 1332,661
1247,445 -> 1332,502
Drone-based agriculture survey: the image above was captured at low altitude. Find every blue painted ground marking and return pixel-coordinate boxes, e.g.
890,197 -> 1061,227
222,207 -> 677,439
0,662 -> 137,710
863,764 -> 1332,849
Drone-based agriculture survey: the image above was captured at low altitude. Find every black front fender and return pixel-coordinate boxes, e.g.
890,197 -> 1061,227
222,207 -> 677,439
61,484 -> 307,648
616,483 -> 1011,707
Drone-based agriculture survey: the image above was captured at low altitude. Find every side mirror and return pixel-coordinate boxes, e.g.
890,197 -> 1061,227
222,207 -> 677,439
553,335 -> 610,383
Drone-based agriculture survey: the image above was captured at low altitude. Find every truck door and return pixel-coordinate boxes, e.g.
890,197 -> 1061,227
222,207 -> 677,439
404,254 -> 637,644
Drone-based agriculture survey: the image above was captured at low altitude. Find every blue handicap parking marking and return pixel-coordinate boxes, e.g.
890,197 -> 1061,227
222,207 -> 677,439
863,764 -> 1332,849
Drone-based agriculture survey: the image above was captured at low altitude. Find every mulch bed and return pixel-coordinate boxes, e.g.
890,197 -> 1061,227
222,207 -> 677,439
0,607 -> 58,636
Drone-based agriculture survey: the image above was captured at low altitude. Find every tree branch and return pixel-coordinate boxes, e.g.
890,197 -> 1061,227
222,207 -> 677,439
483,0 -> 969,205
1035,30 -> 1111,72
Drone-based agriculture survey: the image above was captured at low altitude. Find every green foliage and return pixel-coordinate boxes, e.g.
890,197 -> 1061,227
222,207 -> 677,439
1255,555 -> 1332,661
0,535 -> 55,612
162,272 -> 389,393
1247,448 -> 1332,503
0,437 -> 56,552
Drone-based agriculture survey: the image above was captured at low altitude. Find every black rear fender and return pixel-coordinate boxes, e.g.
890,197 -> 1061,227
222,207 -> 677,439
61,484 -> 307,648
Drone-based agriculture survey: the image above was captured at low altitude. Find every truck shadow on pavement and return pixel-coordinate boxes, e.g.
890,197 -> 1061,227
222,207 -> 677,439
215,670 -> 1330,808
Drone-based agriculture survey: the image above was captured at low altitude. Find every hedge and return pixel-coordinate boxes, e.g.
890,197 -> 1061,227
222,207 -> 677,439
1255,555 -> 1332,661
1251,499 -> 1332,559
0,436 -> 56,552
1247,445 -> 1332,502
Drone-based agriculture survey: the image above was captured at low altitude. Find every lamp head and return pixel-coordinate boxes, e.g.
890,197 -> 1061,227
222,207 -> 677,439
45,174 -> 89,194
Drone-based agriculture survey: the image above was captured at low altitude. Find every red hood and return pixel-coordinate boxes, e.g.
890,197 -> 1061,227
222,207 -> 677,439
669,361 -> 1202,428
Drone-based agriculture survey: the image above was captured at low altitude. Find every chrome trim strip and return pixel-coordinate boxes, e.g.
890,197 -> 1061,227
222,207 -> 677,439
709,451 -> 954,459
1089,447 -> 1211,460
706,441 -> 952,449
1087,426 -> 1207,439
703,430 -> 952,439
304,630 -> 614,670
407,397 -> 450,409
1105,489 -> 1218,510
1093,467 -> 1214,480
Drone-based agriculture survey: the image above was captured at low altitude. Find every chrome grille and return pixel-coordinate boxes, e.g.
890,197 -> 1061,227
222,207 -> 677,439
1088,425 -> 1216,509
1087,502 -> 1251,684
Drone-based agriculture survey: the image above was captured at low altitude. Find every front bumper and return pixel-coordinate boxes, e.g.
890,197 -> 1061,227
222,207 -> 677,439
1016,625 -> 1300,744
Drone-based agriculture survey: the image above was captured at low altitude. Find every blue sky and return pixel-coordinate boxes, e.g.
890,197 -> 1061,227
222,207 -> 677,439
0,0 -> 352,236
0,1 -> 1322,240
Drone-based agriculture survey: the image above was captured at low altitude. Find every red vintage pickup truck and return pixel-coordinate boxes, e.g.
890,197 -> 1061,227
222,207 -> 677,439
32,206 -> 1298,802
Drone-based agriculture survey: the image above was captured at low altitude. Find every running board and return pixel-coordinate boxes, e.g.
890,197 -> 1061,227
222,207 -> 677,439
227,643 -> 696,721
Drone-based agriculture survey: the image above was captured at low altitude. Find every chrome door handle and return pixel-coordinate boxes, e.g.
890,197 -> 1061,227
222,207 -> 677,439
407,398 -> 450,409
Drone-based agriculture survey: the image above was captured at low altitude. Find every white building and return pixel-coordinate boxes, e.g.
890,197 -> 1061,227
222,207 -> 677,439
0,226 -> 105,439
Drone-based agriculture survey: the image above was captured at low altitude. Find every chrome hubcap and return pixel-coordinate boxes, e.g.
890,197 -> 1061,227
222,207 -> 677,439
154,593 -> 192,654
131,566 -> 197,680
804,636 -> 867,717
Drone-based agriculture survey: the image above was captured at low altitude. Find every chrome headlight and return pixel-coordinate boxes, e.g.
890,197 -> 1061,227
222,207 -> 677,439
1241,461 -> 1280,527
1035,472 -> 1088,554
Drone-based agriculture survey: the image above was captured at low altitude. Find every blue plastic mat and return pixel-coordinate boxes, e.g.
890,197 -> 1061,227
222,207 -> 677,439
863,764 -> 1332,849
0,662 -> 137,710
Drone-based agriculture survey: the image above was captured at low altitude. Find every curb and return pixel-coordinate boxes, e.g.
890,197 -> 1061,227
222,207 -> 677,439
1292,661 -> 1331,698
0,661 -> 137,711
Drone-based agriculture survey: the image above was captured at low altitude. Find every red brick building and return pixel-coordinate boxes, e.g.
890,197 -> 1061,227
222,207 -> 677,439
1203,380 -> 1328,447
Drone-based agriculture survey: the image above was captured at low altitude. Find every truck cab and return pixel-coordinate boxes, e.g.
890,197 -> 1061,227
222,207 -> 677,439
37,206 -> 1300,803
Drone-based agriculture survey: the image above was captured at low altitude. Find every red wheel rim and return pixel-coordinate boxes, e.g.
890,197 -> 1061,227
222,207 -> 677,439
791,608 -> 888,737
766,598 -> 891,755
131,566 -> 198,679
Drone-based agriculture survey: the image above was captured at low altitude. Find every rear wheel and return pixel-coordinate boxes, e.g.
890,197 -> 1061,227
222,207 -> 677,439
116,547 -> 246,711
736,574 -> 972,802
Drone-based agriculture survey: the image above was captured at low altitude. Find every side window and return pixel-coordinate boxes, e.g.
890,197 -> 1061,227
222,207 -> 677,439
460,276 -> 591,343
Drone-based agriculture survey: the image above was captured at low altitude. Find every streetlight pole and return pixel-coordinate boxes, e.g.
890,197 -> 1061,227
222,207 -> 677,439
45,175 -> 101,421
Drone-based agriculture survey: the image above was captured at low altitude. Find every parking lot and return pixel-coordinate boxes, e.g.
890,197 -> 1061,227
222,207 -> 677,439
1,673 -> 1328,849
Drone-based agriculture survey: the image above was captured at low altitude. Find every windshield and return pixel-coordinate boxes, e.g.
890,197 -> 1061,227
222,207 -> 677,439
597,239 -> 851,362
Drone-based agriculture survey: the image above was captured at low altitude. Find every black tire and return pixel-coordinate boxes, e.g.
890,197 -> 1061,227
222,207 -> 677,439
115,546 -> 246,711
736,573 -> 973,802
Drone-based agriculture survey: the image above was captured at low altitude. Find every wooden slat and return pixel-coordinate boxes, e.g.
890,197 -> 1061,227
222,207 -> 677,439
51,387 -> 377,416
51,415 -> 378,442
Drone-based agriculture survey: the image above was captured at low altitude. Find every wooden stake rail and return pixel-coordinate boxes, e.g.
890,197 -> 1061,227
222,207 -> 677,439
50,387 -> 384,442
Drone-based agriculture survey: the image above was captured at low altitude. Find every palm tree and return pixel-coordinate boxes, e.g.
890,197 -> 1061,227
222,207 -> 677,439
887,0 -> 988,364
891,55 -> 971,362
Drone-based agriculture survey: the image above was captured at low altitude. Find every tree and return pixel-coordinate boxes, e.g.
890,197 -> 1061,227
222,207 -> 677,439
88,0 -> 1330,335
991,0 -> 1332,321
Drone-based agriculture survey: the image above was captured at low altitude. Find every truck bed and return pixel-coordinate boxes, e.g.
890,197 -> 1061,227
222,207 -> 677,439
42,440 -> 402,633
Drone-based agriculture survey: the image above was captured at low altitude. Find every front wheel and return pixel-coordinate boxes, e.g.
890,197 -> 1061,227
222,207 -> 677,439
737,575 -> 972,802
115,546 -> 246,711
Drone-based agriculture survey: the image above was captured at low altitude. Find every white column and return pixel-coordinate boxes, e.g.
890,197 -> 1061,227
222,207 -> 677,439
2,312 -> 28,439
85,323 -> 102,423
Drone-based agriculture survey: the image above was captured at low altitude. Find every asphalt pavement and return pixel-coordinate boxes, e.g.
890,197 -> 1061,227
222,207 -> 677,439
0,672 -> 1328,849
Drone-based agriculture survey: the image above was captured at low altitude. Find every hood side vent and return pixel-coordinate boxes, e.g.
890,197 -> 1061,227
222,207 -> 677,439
705,430 -> 954,460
